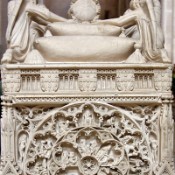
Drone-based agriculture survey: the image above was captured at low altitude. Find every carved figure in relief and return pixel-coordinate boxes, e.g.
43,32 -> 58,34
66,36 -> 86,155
160,104 -> 169,159
61,150 -> 69,167
60,150 -> 77,168
2,0 -> 66,64
55,121 -> 60,134
19,134 -> 27,163
38,140 -> 53,171
56,120 -> 69,134
2,0 -> 43,63
78,139 -> 87,156
106,117 -> 119,134
68,151 -> 78,165
2,0 -> 169,64
96,145 -> 112,164
122,136 -> 139,157
83,109 -> 93,126
150,139 -> 158,163
98,0 -> 169,63
89,140 -> 98,155
149,132 -> 158,163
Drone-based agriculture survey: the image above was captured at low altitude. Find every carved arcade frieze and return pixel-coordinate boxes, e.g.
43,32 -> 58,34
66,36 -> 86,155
1,64 -> 173,95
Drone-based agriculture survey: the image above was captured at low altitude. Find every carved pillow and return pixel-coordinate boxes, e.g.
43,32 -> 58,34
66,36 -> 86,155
47,22 -> 122,36
34,36 -> 135,62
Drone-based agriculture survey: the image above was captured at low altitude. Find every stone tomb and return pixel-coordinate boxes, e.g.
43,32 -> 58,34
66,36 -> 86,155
0,0 -> 175,175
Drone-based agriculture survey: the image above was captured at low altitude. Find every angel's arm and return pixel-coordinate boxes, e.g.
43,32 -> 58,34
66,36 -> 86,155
26,4 -> 67,23
96,13 -> 138,28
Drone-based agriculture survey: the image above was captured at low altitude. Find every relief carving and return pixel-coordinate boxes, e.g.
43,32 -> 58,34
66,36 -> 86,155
78,70 -> 97,92
1,66 -> 173,95
116,69 -> 135,91
2,70 -> 21,93
19,134 -> 27,162
40,70 -> 59,92
8,102 -> 168,175
154,67 -> 172,91
0,0 -> 174,174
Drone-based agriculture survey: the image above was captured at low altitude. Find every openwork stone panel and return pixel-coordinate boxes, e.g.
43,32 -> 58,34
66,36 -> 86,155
1,0 -> 175,174
0,103 -> 167,174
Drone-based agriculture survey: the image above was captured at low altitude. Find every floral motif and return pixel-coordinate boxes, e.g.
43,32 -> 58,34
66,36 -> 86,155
80,156 -> 99,175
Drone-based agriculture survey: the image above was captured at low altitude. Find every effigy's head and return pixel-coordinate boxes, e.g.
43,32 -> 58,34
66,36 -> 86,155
69,0 -> 101,23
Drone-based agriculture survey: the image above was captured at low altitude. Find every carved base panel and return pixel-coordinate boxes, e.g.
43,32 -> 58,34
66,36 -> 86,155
1,63 -> 175,175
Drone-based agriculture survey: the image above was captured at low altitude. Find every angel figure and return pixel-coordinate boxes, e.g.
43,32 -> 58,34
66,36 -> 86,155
96,0 -> 170,63
2,0 -> 67,64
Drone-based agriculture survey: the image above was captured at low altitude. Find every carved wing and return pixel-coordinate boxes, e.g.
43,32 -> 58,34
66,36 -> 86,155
145,0 -> 158,49
6,0 -> 23,42
6,0 -> 39,42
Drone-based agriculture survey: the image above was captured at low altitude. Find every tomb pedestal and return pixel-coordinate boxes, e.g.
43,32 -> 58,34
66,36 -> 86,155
1,62 -> 174,175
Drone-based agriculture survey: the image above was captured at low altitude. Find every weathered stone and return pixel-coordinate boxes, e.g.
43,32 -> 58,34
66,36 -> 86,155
0,1 -> 174,175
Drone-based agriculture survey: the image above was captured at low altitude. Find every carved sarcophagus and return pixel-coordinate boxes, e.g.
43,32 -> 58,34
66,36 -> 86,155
0,0 -> 174,175
1,63 -> 175,175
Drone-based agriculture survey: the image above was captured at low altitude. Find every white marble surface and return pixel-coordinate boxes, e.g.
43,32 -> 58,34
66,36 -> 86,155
0,1 -> 175,175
